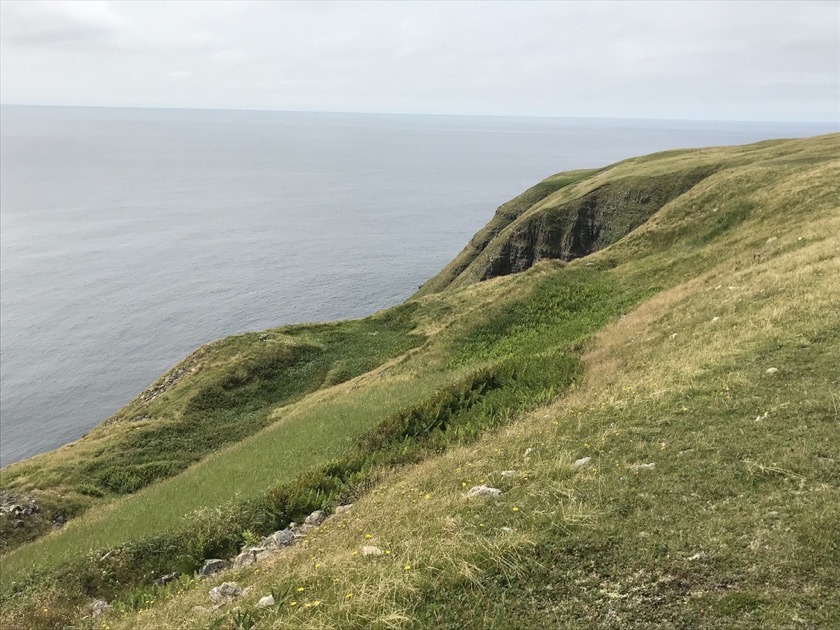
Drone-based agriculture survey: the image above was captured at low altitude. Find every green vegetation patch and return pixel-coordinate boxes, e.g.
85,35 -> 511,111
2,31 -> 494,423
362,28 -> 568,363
1,304 -> 423,508
449,268 -> 651,363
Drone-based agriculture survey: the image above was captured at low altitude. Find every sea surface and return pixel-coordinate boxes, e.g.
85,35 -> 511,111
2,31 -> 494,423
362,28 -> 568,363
1,106 -> 835,465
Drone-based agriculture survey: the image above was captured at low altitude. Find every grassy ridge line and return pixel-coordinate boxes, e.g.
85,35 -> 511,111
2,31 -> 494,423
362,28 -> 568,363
417,134 -> 839,296
0,303 -> 424,551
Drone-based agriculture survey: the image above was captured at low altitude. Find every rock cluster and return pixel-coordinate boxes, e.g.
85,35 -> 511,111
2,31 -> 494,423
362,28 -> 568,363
187,507 -> 350,607
0,491 -> 50,530
92,505 -> 354,616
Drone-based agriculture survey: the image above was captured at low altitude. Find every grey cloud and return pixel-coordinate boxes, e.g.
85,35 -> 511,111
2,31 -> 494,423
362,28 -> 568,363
0,0 -> 837,122
0,0 -> 127,49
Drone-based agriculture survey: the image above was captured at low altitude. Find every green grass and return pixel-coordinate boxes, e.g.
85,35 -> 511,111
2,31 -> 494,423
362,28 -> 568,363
1,133 -> 838,630
0,304 -> 423,551
0,371 -> 451,585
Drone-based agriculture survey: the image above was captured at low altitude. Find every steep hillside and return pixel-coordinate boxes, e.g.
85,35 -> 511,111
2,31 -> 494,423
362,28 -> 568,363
1,134 -> 837,630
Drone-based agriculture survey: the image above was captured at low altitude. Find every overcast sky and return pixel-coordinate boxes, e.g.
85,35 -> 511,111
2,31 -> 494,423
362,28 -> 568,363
1,0 -> 838,122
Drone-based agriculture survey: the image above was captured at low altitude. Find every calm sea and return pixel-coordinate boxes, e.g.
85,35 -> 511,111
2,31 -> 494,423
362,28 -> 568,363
0,106 -> 834,465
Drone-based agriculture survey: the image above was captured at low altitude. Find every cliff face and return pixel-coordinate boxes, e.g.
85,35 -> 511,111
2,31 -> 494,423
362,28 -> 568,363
417,165 -> 716,295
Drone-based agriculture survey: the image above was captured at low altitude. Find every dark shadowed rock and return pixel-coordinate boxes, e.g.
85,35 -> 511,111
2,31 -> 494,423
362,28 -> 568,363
153,572 -> 180,586
199,558 -> 230,577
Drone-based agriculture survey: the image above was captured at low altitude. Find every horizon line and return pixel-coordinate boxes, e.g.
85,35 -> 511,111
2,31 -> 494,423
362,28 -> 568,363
1,102 -> 838,127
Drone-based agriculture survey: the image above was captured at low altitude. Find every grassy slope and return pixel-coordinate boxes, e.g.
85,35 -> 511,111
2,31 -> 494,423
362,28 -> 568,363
2,134 -> 837,629
0,305 -> 424,550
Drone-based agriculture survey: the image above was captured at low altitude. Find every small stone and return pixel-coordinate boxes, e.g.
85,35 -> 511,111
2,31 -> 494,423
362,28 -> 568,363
500,470 -> 518,477
304,510 -> 327,527
362,545 -> 384,556
335,504 -> 353,515
766,367 -> 779,374
199,558 -> 231,577
500,527 -> 513,533
233,551 -> 256,569
209,582 -> 242,604
766,237 -> 778,244
153,572 -> 180,587
573,457 -> 592,469
257,594 -> 275,608
90,599 -> 111,617
711,317 -> 720,322
467,485 -> 503,498
523,447 -> 535,459
266,528 -> 294,548
630,462 -> 656,472
670,333 -> 678,339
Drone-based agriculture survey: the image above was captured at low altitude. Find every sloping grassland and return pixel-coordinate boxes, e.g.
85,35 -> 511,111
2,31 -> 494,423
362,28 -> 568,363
1,134 -> 837,629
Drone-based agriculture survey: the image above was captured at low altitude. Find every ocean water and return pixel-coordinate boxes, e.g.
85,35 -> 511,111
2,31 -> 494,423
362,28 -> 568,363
0,106 -> 835,465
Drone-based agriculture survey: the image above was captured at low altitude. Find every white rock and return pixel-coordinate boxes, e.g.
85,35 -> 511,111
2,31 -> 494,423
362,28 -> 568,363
362,545 -> 384,556
267,529 -> 294,548
500,526 -> 513,533
766,367 -> 779,374
712,317 -> 720,322
304,510 -> 327,526
630,462 -> 656,472
500,470 -> 518,477
766,237 -> 778,244
90,599 -> 111,618
523,447 -> 535,459
233,551 -> 256,569
257,595 -> 275,608
467,485 -> 502,498
573,457 -> 592,469
209,582 -> 242,604
335,504 -> 353,515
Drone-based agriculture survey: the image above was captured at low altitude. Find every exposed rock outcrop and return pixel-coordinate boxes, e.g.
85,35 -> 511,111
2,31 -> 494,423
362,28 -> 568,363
417,167 -> 716,295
